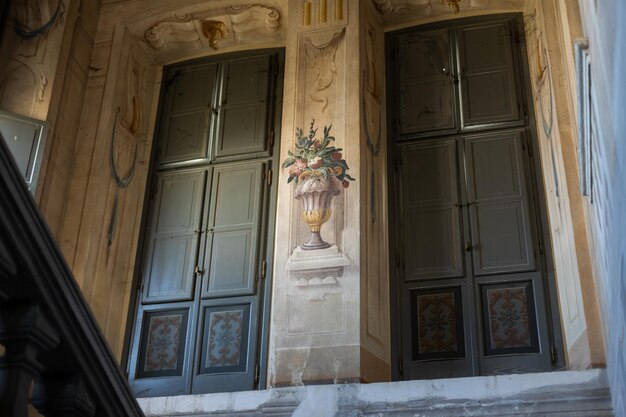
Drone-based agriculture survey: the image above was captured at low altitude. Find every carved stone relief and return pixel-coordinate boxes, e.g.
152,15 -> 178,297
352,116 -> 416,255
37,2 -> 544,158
301,0 -> 347,29
363,23 -> 382,223
303,27 -> 345,113
107,42 -> 146,251
139,4 -> 282,63
37,73 -> 48,102
228,4 -> 280,41
144,15 -> 199,51
0,59 -> 38,116
201,20 -> 229,50
0,0 -> 65,117
373,0 -> 525,23
374,0 -> 431,16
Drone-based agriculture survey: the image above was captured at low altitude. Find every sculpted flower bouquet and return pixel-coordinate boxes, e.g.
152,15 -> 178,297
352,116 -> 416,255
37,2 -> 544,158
282,120 -> 355,250
282,120 -> 355,187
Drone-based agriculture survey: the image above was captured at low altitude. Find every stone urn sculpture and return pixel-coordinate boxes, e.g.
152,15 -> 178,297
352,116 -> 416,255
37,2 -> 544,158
295,171 -> 341,250
282,120 -> 355,250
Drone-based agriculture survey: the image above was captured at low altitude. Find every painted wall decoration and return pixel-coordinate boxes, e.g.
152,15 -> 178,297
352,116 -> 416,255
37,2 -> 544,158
282,120 -> 354,250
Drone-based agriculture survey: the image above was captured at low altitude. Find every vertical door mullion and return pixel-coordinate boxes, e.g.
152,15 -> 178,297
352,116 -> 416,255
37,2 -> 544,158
452,28 -> 465,130
456,137 -> 479,376
207,65 -> 222,164
189,167 -> 213,393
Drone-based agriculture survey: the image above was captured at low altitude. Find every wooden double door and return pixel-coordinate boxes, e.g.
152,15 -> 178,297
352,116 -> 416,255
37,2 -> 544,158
388,15 -> 558,379
127,50 -> 282,396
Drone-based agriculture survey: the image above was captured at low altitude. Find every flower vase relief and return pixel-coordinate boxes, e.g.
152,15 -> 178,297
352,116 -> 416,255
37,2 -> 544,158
282,120 -> 355,250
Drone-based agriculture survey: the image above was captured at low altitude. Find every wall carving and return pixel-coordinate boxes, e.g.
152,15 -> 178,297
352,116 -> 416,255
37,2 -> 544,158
144,16 -> 199,51
107,48 -> 145,251
373,0 -> 432,15
0,0 -> 67,118
140,4 -> 281,61
363,24 -> 382,224
228,4 -> 280,40
201,20 -> 229,50
0,60 -> 38,115
301,0 -> 347,29
303,27 -> 345,112
373,0 -> 524,22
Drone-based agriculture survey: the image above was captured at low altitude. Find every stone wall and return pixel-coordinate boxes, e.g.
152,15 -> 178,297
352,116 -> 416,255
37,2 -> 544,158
0,0 -> 83,234
522,0 -> 605,369
269,0 -> 363,386
577,1 -> 626,415
359,0 -> 391,382
1,0 -> 619,392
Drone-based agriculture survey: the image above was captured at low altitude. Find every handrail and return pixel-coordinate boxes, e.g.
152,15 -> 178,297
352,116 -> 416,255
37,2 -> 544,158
0,135 -> 144,416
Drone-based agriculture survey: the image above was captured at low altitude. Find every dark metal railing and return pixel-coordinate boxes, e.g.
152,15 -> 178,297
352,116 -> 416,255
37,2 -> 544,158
0,136 -> 144,416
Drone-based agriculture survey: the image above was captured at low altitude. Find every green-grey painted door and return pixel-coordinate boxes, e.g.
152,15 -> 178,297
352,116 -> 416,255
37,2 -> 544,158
398,132 -> 552,378
192,160 -> 266,393
128,50 -> 280,396
390,15 -> 556,380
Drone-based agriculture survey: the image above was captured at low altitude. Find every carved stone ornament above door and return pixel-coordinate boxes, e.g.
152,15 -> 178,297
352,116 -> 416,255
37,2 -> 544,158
372,0 -> 525,24
130,4 -> 284,64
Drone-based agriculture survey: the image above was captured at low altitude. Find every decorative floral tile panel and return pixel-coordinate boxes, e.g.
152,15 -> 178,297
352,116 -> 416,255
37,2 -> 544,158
417,292 -> 458,354
481,282 -> 539,356
486,287 -> 531,350
143,313 -> 185,374
206,310 -> 244,368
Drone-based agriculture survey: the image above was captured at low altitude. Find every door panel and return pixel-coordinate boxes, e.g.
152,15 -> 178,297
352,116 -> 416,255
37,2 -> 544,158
401,140 -> 464,280
158,65 -> 218,166
403,280 -> 475,379
389,15 -> 556,383
130,50 -> 281,397
475,271 -> 552,375
129,301 -> 197,396
398,29 -> 456,135
465,132 -> 535,275
143,169 -> 208,303
202,162 -> 264,299
457,21 -> 521,127
213,56 -> 271,160
192,297 -> 257,393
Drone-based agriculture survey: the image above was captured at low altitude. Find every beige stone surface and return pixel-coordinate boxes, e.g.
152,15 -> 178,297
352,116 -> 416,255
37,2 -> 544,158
524,0 -> 605,368
268,0 -> 364,386
0,0 -> 610,385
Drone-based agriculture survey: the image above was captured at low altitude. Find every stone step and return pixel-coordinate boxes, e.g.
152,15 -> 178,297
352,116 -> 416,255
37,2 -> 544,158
138,369 -> 613,417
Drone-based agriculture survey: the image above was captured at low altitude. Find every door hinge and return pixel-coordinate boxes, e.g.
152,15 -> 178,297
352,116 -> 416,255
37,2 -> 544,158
136,277 -> 143,293
261,260 -> 267,280
266,169 -> 273,187
550,345 -> 558,365
254,363 -> 260,386
538,238 -> 545,255
268,131 -> 275,148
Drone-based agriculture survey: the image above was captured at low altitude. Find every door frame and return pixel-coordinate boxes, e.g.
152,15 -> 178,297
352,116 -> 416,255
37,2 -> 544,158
385,13 -> 565,380
122,47 -> 285,392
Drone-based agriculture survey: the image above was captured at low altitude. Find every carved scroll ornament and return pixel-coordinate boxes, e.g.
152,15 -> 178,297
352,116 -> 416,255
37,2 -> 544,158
144,15 -> 199,50
143,5 -> 280,52
304,28 -> 346,112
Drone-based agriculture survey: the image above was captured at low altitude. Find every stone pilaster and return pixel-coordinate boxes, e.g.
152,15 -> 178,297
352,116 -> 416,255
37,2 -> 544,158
269,0 -> 363,385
